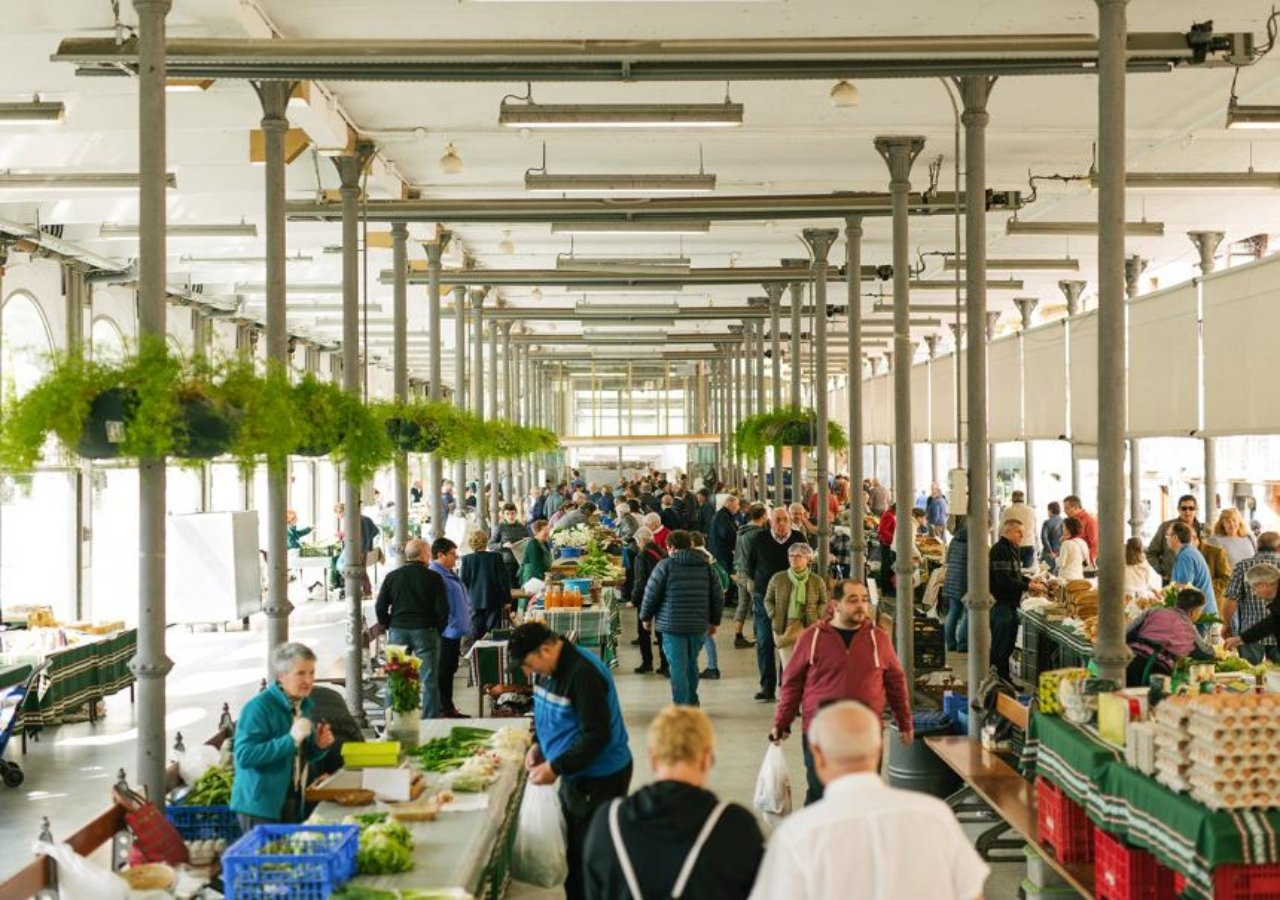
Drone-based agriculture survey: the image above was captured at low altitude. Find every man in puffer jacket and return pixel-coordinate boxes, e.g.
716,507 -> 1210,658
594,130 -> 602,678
641,530 -> 725,706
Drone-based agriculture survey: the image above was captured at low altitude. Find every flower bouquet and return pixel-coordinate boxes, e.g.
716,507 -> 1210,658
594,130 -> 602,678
552,524 -> 591,550
385,646 -> 422,714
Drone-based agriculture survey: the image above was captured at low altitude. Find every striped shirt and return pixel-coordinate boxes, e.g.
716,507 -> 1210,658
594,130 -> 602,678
1224,551 -> 1280,646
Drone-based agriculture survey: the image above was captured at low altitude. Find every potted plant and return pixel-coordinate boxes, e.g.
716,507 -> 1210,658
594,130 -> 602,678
551,523 -> 591,559
383,645 -> 422,750
735,407 -> 848,461
218,359 -> 296,473
290,373 -> 347,458
374,400 -> 455,454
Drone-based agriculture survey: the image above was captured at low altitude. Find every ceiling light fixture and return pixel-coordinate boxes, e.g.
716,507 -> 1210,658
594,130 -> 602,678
526,172 -> 717,194
440,142 -> 462,174
0,171 -> 176,190
100,221 -> 257,239
1225,96 -> 1280,130
909,278 -> 1023,290
165,78 -> 214,92
557,256 -> 692,272
235,282 -> 341,295
498,230 -> 515,254
499,85 -> 743,130
943,256 -> 1080,271
1091,170 -> 1280,190
550,220 -> 711,235
1005,219 -> 1164,237
829,79 -> 859,107
0,99 -> 66,124
180,253 -> 313,265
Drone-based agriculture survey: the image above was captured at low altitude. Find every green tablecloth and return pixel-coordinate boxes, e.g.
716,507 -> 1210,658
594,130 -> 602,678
1023,710 -> 1280,898
543,593 -> 621,668
1018,609 -> 1094,685
22,630 -> 137,727
0,663 -> 33,693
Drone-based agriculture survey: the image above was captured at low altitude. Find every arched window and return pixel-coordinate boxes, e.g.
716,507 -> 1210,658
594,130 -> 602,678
0,290 -> 54,403
91,316 -> 126,364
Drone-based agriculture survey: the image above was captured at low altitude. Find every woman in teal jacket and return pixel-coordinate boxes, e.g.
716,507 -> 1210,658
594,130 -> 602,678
231,642 -> 334,831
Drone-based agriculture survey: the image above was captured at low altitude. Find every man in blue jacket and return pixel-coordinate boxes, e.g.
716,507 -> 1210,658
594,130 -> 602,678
429,537 -> 472,718
510,622 -> 632,900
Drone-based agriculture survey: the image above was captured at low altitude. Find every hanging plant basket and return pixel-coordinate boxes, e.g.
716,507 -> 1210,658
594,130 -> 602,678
771,417 -> 816,447
291,375 -> 346,458
77,387 -> 137,459
176,393 -> 238,459
383,415 -> 444,454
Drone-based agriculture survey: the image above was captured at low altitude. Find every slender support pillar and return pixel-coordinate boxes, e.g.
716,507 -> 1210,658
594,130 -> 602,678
767,284 -> 785,507
1060,282 -> 1086,495
1093,0 -> 1131,686
924,334 -> 941,493
500,322 -> 514,512
787,272 -> 806,501
452,285 -> 467,518
958,75 -> 996,738
875,135 -> 926,691
424,237 -> 448,541
491,321 -> 506,521
255,80 -> 295,662
1129,439 -> 1143,538
803,228 -> 838,575
471,288 -> 489,531
753,317 -> 767,502
1014,298 -> 1038,514
846,217 -> 867,581
335,144 -> 373,722
1189,232 -> 1223,530
390,222 -> 410,567
133,0 -> 174,805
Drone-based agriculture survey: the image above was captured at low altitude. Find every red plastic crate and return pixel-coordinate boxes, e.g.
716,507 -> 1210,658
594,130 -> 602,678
1036,777 -> 1093,864
1211,864 -> 1280,900
1093,826 -> 1178,900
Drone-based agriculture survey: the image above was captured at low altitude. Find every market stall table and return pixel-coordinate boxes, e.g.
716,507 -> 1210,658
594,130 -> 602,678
1017,608 -> 1094,686
313,718 -> 527,900
1022,710 -> 1280,899
13,629 -> 137,729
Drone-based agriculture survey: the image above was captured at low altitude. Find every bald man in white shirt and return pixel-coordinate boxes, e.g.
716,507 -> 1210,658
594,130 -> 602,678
749,701 -> 989,900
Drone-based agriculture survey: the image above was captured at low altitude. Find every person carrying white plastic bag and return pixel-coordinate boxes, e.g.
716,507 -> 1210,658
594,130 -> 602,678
511,782 -> 569,887
753,741 -> 792,832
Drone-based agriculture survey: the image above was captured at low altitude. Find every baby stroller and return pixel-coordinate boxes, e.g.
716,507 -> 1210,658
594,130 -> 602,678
0,660 -> 49,788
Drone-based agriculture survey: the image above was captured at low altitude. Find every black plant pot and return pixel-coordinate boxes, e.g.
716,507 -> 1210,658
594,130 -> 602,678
386,417 -> 443,454
77,388 -> 137,459
178,395 -> 236,459
772,419 -> 816,448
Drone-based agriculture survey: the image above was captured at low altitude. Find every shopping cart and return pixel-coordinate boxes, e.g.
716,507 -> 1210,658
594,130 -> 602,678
0,660 -> 48,788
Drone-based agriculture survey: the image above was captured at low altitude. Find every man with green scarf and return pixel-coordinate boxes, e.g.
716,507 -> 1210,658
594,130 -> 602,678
764,543 -> 830,671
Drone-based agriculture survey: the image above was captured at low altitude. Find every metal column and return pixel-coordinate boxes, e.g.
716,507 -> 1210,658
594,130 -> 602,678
452,284 -> 467,517
803,229 -> 838,576
1014,298 -> 1038,517
257,80 -> 294,663
500,322 -> 513,511
875,135 -> 925,689
335,144 -> 371,721
470,288 -> 488,531
1060,279 -> 1086,495
491,321 -> 505,521
846,217 -> 867,581
424,237 -> 448,541
754,318 -> 767,502
1189,231 -> 1223,529
1093,0 -> 1131,686
132,0 -> 174,805
787,273 -> 805,501
390,222 -> 410,567
767,284 -> 785,507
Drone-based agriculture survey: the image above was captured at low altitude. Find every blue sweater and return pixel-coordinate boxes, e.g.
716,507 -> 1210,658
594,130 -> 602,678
1171,546 -> 1217,614
534,644 -> 632,781
431,561 -> 472,639
230,683 -> 330,821
640,550 -> 724,635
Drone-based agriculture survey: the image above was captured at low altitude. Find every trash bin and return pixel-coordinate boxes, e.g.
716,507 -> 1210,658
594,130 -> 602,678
887,710 -> 962,799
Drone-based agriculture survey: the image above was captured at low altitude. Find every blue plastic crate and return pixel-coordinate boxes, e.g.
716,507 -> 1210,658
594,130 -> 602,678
165,803 -> 243,842
222,824 -> 359,900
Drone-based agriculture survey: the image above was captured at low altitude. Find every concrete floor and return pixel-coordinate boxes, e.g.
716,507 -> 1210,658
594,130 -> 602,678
0,596 -> 1065,898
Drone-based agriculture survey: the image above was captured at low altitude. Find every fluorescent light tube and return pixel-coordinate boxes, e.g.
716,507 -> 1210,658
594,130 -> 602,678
181,254 -> 313,264
1092,171 -> 1280,190
526,172 -> 716,194
501,101 -> 743,130
943,257 -> 1079,271
1226,101 -> 1280,130
0,172 -> 176,190
551,220 -> 711,235
1005,220 -> 1164,237
910,279 -> 1023,290
0,101 -> 65,124
557,256 -> 691,271
236,282 -> 342,295
101,222 -> 255,239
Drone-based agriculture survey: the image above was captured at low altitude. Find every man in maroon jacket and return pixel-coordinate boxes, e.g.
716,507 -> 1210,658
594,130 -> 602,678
769,579 -> 913,805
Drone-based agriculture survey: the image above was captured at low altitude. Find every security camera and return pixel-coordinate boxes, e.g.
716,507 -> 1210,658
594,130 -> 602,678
875,265 -> 893,281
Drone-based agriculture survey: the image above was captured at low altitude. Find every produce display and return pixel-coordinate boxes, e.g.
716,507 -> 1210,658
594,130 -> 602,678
333,887 -> 464,899
351,815 -> 414,875
411,726 -> 499,772
572,540 -> 623,582
183,764 -> 233,806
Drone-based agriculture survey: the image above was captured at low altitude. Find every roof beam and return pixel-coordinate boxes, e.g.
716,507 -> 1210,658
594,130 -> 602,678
53,31 -> 1249,82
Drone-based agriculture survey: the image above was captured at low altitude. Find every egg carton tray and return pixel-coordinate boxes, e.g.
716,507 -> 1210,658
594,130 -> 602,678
1190,789 -> 1280,811
1185,721 -> 1280,742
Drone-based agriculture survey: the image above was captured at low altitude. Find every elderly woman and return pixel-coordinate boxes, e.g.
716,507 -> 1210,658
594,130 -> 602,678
632,525 -> 670,675
462,528 -> 511,640
231,642 -> 334,831
763,542 -> 830,670
1126,587 -> 1215,686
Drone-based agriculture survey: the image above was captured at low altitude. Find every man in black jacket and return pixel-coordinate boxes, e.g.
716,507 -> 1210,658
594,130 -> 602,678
745,507 -> 809,702
583,705 -> 763,900
989,520 -> 1030,680
708,496 -> 741,607
374,538 -> 450,716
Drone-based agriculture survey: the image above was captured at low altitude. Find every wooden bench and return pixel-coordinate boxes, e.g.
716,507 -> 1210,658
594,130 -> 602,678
925,695 -> 1095,899
0,804 -> 129,900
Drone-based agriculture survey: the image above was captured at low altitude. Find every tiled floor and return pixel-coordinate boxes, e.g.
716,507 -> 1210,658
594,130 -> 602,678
0,596 -> 1057,897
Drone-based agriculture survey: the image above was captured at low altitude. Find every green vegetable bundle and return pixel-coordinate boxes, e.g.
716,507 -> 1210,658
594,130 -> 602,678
184,764 -> 233,806
410,726 -> 495,772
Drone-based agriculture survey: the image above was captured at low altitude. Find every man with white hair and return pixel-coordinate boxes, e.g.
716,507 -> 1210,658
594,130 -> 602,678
751,701 -> 988,900
1226,563 -> 1280,656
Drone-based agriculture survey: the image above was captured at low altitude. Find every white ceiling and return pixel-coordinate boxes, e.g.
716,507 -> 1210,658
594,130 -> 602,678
4,0 -> 1280,376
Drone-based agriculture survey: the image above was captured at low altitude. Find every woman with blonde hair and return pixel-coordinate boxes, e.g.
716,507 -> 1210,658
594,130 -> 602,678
1210,507 -> 1257,568
583,706 -> 764,900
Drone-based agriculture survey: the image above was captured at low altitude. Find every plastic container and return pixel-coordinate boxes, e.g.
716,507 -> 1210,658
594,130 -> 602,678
222,824 -> 359,900
165,804 -> 242,842
562,578 -> 593,595
1023,843 -> 1067,889
1036,777 -> 1093,864
1211,863 -> 1280,899
1093,825 -> 1175,900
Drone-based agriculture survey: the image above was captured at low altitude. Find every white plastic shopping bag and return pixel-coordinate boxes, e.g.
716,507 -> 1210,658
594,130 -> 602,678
753,742 -> 793,832
511,782 -> 568,888
37,841 -> 129,900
